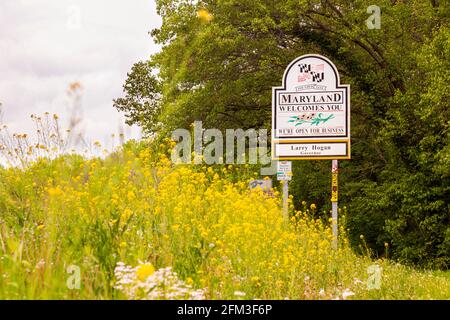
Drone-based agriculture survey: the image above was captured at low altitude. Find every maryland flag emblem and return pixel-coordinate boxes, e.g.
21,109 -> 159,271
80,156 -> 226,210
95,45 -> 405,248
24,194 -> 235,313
298,63 -> 324,83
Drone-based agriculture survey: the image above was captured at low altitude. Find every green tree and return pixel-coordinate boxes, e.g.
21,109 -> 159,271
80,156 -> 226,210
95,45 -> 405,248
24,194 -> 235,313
113,61 -> 161,134
115,0 -> 449,268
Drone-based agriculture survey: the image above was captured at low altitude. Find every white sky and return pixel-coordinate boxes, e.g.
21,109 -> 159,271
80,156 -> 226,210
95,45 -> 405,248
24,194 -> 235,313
0,0 -> 161,148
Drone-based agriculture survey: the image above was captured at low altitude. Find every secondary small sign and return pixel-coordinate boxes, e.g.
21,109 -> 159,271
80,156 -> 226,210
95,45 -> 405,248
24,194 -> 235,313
277,161 -> 292,181
249,179 -> 272,192
272,54 -> 350,160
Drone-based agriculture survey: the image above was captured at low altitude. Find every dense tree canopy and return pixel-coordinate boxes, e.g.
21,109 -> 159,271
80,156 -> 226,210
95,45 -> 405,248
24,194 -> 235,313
114,0 -> 449,268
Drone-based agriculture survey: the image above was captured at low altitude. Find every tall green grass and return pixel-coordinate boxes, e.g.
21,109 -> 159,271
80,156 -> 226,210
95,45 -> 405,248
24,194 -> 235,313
0,140 -> 448,299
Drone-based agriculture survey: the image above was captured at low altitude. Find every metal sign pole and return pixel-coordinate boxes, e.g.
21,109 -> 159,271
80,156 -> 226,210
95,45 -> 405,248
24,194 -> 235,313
331,160 -> 339,250
282,180 -> 289,221
277,161 -> 292,222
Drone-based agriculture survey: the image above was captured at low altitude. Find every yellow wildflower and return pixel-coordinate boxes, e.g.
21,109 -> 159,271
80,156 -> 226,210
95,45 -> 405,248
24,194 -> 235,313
197,9 -> 213,22
48,187 -> 63,196
136,263 -> 155,281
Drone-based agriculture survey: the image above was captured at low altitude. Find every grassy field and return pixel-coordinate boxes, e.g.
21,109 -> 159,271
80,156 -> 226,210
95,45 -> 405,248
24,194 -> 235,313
0,140 -> 449,300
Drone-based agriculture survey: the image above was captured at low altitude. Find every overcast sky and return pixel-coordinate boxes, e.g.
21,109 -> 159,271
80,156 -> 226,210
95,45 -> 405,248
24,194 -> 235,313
0,0 -> 161,148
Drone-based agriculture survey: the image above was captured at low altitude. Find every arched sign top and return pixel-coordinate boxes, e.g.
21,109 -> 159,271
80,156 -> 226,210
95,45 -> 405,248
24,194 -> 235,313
279,54 -> 342,92
272,54 -> 351,160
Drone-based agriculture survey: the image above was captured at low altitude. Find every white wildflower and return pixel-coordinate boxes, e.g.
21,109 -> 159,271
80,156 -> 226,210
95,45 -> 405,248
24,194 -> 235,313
234,291 -> 246,297
342,288 -> 355,299
114,262 -> 206,300
232,275 -> 246,282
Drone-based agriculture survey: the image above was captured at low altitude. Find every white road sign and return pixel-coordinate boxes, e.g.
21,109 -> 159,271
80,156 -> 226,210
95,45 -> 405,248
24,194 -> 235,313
272,54 -> 350,160
277,161 -> 292,181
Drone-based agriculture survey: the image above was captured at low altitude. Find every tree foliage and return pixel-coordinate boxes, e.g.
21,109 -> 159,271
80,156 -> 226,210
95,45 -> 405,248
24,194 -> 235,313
114,0 -> 449,268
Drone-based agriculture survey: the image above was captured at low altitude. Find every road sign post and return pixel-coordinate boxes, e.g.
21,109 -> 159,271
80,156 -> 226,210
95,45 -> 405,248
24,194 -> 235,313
331,160 -> 339,250
272,54 -> 350,250
277,161 -> 292,221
